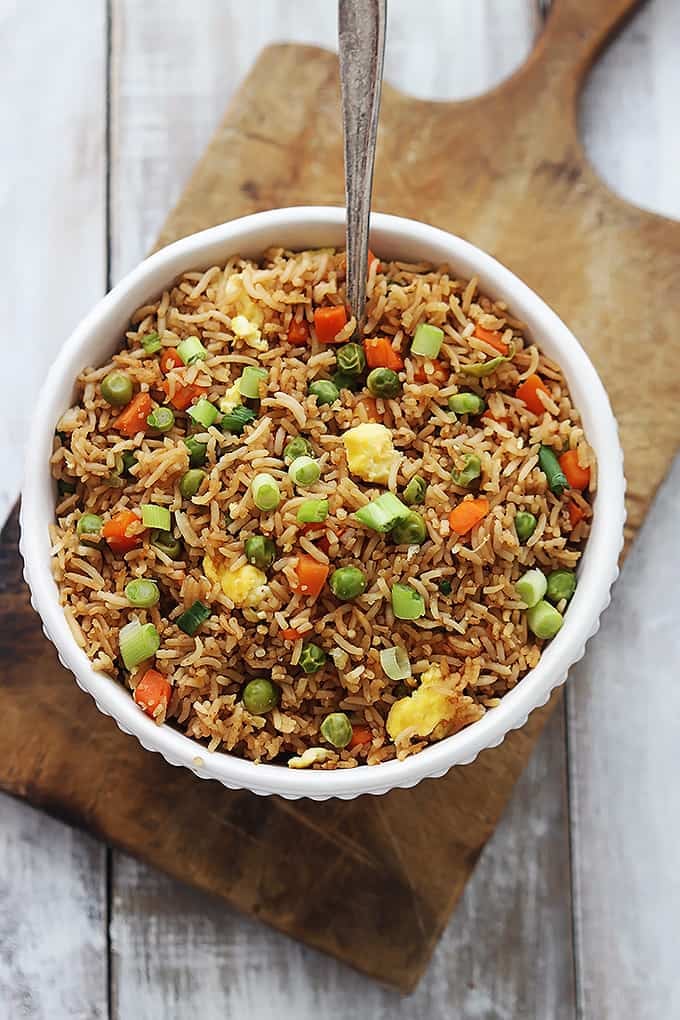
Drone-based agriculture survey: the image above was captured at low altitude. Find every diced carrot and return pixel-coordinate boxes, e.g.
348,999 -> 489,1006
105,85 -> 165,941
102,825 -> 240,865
359,397 -> 379,421
287,318 -> 310,345
313,305 -> 348,343
515,374 -> 549,416
348,725 -> 373,749
160,348 -> 183,373
474,324 -> 508,355
162,379 -> 208,411
280,628 -> 303,642
291,553 -> 329,598
367,249 -> 380,273
559,450 -> 591,490
363,336 -> 404,371
134,669 -> 172,718
568,500 -> 586,528
448,497 -> 490,536
413,358 -> 447,383
113,392 -> 152,437
102,509 -> 145,554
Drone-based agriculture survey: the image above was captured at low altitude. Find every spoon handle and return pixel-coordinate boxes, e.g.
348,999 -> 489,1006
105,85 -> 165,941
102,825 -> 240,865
338,0 -> 387,333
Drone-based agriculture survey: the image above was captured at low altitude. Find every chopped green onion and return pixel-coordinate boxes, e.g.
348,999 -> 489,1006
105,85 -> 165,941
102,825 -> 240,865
366,367 -> 400,398
299,642 -> 327,674
391,583 -> 425,621
448,392 -> 486,415
331,370 -> 362,393
184,436 -> 207,467
244,535 -> 276,569
222,405 -> 255,435
119,620 -> 160,670
461,344 -> 515,378
411,322 -> 444,358
546,569 -> 577,605
187,397 -> 219,429
242,677 -> 279,714
297,498 -> 329,524
320,712 -> 352,748
288,455 -> 320,488
146,406 -> 175,432
176,599 -> 211,636
239,365 -> 268,399
354,492 -> 410,533
438,579 -> 452,595
141,504 -> 171,531
516,568 -> 548,608
121,451 -> 138,476
101,371 -> 133,407
125,578 -> 160,608
284,436 -> 313,463
150,529 -> 182,559
76,513 -> 103,540
57,478 -> 76,496
538,445 -> 569,497
329,566 -> 367,601
391,511 -> 428,546
251,473 -> 281,512
527,600 -> 564,639
141,331 -> 162,355
515,511 -> 537,544
451,454 -> 482,488
336,342 -> 366,376
309,379 -> 340,406
177,336 -> 208,365
379,645 -> 412,681
402,475 -> 427,506
179,469 -> 207,499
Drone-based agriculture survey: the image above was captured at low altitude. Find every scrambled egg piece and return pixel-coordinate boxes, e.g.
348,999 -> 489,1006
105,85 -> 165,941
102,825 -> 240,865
231,314 -> 266,352
288,747 -> 333,769
387,666 -> 455,740
220,273 -> 267,351
203,555 -> 268,607
219,381 -> 242,414
342,423 -> 400,485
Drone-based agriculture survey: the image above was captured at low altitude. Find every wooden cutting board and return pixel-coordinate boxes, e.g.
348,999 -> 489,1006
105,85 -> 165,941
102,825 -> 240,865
2,0 -> 678,992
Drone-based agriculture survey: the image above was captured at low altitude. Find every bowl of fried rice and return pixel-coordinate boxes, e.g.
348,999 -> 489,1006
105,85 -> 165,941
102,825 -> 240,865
20,207 -> 625,799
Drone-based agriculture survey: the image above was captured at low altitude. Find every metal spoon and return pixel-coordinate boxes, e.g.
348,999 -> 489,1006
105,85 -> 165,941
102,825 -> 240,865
338,0 -> 387,335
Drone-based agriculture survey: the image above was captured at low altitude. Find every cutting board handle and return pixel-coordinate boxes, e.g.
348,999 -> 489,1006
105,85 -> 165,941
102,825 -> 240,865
535,0 -> 643,85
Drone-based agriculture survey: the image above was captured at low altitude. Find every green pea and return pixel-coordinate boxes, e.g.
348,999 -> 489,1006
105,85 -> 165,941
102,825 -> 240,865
298,642 -> 327,674
546,569 -> 577,605
402,475 -> 427,506
515,511 -> 537,544
336,342 -> 366,376
180,469 -> 207,499
438,579 -> 452,595
244,535 -> 276,570
146,406 -> 175,432
366,367 -> 400,398
448,392 -> 486,415
309,379 -> 340,406
76,513 -> 103,541
150,528 -> 182,559
320,712 -> 353,748
242,677 -> 279,714
451,454 -> 482,488
391,511 -> 428,546
101,371 -> 133,407
329,566 -> 367,601
284,436 -> 313,463
184,436 -> 208,468
125,578 -> 160,608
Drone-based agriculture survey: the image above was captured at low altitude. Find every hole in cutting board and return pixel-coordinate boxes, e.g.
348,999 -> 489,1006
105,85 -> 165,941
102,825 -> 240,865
578,0 -> 679,221
383,0 -> 538,101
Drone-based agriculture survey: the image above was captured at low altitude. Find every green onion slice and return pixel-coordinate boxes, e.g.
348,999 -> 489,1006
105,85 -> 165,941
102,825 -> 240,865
411,323 -> 444,358
177,336 -> 208,365
187,397 -> 219,428
239,365 -> 268,399
516,568 -> 547,608
125,578 -> 160,608
297,499 -> 329,524
379,645 -> 412,681
461,343 -> 515,377
119,620 -> 160,670
354,492 -> 410,533
141,504 -> 172,531
176,600 -> 211,636
391,583 -> 425,620
141,331 -> 162,355
251,473 -> 281,512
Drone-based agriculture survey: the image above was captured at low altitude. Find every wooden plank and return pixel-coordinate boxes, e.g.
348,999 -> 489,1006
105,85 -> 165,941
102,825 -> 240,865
568,4 -> 680,1016
108,2 -> 574,1014
111,706 -> 574,1019
0,1 -> 109,1012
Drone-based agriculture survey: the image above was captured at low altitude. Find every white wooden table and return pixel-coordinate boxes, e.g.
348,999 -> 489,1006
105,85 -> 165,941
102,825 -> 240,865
1,2 -> 679,1016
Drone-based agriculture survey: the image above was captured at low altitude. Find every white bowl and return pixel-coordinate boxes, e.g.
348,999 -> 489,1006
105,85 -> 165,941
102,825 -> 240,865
20,207 -> 625,800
